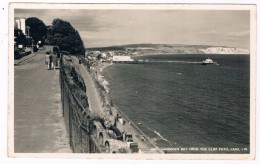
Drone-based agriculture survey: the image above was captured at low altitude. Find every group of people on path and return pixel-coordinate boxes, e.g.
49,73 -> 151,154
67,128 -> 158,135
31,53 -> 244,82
45,50 -> 59,70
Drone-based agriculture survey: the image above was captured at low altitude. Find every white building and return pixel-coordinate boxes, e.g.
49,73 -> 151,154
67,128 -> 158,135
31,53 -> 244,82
112,56 -> 134,62
101,53 -> 107,58
15,17 -> 26,34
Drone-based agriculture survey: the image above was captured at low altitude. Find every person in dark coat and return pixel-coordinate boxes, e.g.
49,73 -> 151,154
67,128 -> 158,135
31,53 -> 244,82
52,52 -> 58,70
49,52 -> 53,69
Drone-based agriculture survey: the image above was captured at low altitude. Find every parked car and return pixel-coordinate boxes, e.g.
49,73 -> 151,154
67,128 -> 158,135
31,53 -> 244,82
125,134 -> 133,142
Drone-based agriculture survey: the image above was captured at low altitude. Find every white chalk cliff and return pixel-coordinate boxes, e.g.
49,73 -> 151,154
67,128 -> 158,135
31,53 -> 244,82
198,47 -> 249,54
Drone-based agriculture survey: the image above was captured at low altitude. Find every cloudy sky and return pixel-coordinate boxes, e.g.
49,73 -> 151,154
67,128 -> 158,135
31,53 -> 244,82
15,9 -> 250,49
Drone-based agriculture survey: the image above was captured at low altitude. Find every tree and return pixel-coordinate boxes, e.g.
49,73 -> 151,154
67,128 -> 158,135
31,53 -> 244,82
46,18 -> 85,55
14,29 -> 26,46
25,17 -> 47,43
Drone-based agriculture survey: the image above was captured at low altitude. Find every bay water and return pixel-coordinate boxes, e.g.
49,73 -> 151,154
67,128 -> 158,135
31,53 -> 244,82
102,54 -> 250,153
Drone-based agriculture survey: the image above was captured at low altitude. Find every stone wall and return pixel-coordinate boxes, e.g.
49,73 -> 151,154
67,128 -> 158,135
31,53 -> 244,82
60,54 -> 102,153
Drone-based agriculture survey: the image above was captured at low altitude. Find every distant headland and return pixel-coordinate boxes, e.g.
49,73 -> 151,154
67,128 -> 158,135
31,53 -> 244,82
86,44 -> 249,56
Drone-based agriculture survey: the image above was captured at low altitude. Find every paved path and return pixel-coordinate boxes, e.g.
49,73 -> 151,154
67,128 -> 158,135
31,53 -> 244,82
14,47 -> 71,153
71,56 -> 104,115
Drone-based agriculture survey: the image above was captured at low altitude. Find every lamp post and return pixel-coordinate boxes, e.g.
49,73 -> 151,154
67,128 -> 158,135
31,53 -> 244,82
26,26 -> 30,47
26,26 -> 30,38
31,38 -> 34,54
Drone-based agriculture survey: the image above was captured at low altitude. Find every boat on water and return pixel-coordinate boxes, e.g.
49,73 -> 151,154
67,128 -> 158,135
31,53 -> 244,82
202,58 -> 214,65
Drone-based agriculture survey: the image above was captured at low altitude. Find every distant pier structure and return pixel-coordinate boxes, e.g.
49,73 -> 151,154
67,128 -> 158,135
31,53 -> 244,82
112,56 -> 218,65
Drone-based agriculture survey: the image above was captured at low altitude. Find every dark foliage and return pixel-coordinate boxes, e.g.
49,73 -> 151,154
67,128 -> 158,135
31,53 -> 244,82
25,17 -> 47,43
14,50 -> 31,60
46,19 -> 85,55
14,29 -> 26,46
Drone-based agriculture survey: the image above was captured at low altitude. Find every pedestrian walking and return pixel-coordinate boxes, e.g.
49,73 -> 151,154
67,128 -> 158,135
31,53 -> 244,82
52,52 -> 58,70
45,51 -> 50,69
49,52 -> 53,70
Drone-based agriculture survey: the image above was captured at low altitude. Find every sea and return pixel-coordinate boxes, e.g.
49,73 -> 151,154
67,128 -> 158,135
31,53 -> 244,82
102,54 -> 250,153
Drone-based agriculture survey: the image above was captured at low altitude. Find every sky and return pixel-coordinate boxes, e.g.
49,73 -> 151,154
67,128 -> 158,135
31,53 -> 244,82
15,9 -> 250,49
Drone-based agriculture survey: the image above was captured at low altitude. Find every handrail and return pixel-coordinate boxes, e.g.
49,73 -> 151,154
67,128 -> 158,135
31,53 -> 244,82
60,61 -> 104,153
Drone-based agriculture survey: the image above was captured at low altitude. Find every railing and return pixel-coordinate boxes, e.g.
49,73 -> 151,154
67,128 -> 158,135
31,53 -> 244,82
59,55 -> 102,153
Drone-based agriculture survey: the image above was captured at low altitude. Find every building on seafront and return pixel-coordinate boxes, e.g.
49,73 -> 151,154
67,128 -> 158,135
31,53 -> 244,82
112,56 -> 134,62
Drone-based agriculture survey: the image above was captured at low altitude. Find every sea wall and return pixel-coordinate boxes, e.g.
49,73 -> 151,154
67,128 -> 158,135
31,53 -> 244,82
60,54 -> 102,153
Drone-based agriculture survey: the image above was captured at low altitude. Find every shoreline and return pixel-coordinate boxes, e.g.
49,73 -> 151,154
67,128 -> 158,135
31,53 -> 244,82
100,62 -> 168,152
87,60 -> 164,153
99,62 -> 113,73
